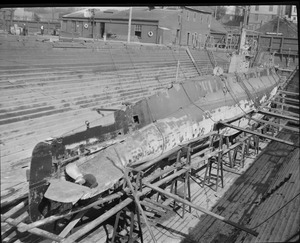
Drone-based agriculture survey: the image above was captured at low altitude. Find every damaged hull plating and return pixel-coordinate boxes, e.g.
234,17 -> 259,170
29,67 -> 280,221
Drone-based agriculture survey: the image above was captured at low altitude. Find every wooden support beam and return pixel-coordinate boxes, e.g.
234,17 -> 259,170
249,117 -> 299,133
1,199 -> 28,221
257,109 -> 299,122
5,217 -> 64,242
271,100 -> 299,109
58,210 -> 88,238
123,169 -> 157,243
133,131 -> 217,171
143,182 -> 259,237
143,198 -> 172,212
274,95 -> 299,103
63,197 -> 133,243
218,121 -> 296,147
18,192 -> 123,232
278,90 -> 299,96
1,211 -> 28,240
140,200 -> 166,214
263,107 -> 299,117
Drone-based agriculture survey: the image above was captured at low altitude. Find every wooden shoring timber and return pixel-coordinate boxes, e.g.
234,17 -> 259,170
4,217 -> 64,242
277,90 -> 299,96
270,100 -> 299,109
1,211 -> 29,241
62,197 -> 133,243
218,121 -> 296,147
1,199 -> 28,222
18,192 -> 124,232
249,117 -> 299,133
133,131 -> 218,172
257,109 -> 299,122
143,182 -> 259,237
122,169 -> 157,243
57,210 -> 89,238
274,95 -> 300,103
263,107 -> 299,117
140,200 -> 166,214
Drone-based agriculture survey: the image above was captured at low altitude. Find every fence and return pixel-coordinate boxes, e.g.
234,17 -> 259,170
1,19 -> 61,35
210,31 -> 298,56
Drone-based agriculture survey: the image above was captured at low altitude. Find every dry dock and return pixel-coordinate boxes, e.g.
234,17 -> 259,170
1,35 -> 299,243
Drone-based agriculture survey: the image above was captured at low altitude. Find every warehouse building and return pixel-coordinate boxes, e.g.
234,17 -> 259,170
61,6 -> 213,46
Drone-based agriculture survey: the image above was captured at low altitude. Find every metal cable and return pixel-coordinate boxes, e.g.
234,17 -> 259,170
222,77 -> 248,116
251,192 -> 300,229
180,83 -> 216,123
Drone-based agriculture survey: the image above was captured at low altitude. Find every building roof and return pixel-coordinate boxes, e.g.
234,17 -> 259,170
63,8 -> 120,19
107,8 -> 179,22
63,8 -> 181,27
184,6 -> 213,14
210,17 -> 228,33
255,17 -> 298,38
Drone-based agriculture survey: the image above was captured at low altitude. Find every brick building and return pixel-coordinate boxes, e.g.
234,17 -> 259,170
248,5 -> 286,30
61,6 -> 213,46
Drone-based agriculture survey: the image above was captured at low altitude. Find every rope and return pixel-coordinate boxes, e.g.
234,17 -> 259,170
251,192 -> 300,229
180,83 -> 216,123
221,76 -> 248,116
236,73 -> 260,108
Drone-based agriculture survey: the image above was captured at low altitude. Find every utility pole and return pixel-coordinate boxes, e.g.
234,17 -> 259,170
215,6 -> 217,18
91,9 -> 95,40
276,5 -> 281,35
127,7 -> 132,43
239,6 -> 249,54
10,8 -> 15,31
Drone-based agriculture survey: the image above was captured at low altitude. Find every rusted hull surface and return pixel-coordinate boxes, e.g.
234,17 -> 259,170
53,68 -> 280,202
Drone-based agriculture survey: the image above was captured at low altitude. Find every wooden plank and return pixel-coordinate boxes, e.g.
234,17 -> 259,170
1,199 -> 28,221
218,122 -> 296,146
143,198 -> 172,212
18,192 -> 123,232
257,109 -> 299,122
5,217 -> 64,242
249,117 -> 299,133
58,210 -> 88,238
264,107 -> 299,117
143,182 -> 259,237
63,197 -> 133,243
274,95 -> 299,103
278,90 -> 299,96
271,100 -> 299,109
140,201 -> 166,214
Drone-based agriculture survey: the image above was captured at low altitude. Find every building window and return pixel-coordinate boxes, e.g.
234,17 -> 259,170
193,12 -> 197,22
293,6 -> 297,13
135,25 -> 142,38
198,34 -> 202,43
193,32 -> 197,46
187,32 -> 191,45
269,5 -> 273,11
255,14 -> 259,21
187,11 -> 189,21
255,5 -> 259,11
